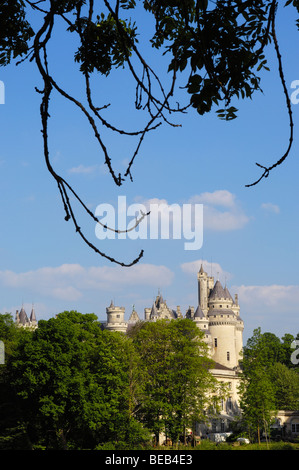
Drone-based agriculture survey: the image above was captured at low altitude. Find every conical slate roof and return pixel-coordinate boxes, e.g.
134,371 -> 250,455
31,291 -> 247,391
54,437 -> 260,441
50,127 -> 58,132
223,286 -> 233,301
150,301 -> 158,318
128,307 -> 140,323
19,307 -> 29,325
30,306 -> 37,323
194,305 -> 205,319
209,280 -> 226,300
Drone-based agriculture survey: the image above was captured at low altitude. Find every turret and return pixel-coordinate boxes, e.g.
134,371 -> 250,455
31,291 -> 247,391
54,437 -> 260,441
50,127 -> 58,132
106,300 -> 127,333
15,305 -> 37,329
197,264 -> 209,315
193,304 -> 212,351
207,280 -> 239,368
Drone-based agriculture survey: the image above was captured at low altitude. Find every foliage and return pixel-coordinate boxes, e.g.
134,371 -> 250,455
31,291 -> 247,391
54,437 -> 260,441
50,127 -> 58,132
239,327 -> 299,443
239,328 -> 278,442
5,311 -> 149,449
130,319 -> 225,444
0,0 -> 34,66
269,362 -> 299,410
1,313 -> 298,449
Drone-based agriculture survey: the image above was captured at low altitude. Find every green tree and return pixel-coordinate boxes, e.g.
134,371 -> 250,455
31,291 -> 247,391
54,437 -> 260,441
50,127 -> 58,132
130,318 -> 224,445
269,362 -> 299,410
0,313 -> 33,450
239,328 -> 277,444
281,333 -> 299,371
6,311 -> 149,449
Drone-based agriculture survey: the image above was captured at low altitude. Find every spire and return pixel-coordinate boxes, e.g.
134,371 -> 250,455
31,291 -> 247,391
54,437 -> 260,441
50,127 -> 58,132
19,306 -> 29,325
150,301 -> 158,319
194,305 -> 205,319
30,305 -> 37,323
128,306 -> 140,323
223,286 -> 233,301
209,280 -> 226,300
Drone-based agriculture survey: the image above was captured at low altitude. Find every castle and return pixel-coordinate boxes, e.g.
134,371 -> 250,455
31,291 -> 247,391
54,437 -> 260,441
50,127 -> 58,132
15,305 -> 38,329
103,264 -> 244,436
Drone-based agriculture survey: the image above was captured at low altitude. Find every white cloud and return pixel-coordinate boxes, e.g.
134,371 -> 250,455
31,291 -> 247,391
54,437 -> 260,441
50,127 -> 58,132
0,263 -> 174,302
188,190 -> 250,231
181,259 -> 232,283
235,284 -> 299,311
190,190 -> 236,208
136,190 -> 249,234
68,164 -> 107,175
261,202 -> 280,214
233,284 -> 299,337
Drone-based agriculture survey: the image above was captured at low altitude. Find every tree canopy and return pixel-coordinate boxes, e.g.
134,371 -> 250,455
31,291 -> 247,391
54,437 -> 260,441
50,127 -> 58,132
0,314 -> 298,449
1,312 -> 221,449
239,327 -> 299,443
0,1 -> 298,264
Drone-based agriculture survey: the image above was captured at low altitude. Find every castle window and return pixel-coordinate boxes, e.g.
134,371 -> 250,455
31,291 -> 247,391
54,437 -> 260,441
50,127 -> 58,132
214,338 -> 217,347
227,351 -> 230,361
220,305 -> 222,308
116,315 -> 120,318
292,424 -> 299,433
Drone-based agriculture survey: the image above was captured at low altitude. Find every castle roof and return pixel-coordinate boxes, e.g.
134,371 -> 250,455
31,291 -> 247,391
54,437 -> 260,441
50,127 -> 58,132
207,308 -> 235,317
30,306 -> 37,323
209,280 -> 226,300
128,307 -> 140,323
199,263 -> 205,274
224,286 -> 233,301
19,307 -> 29,325
194,305 -> 205,319
150,301 -> 158,319
209,280 -> 234,301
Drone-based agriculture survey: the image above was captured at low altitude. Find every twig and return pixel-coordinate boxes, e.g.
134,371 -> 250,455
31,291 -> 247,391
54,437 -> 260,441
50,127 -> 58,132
246,1 -> 294,187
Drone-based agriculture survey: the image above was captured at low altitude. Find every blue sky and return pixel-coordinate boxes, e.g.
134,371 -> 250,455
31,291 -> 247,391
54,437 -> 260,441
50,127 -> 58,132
0,2 -> 298,342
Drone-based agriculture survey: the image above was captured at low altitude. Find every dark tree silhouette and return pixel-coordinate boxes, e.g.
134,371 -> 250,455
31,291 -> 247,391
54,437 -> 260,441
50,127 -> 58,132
0,0 -> 296,264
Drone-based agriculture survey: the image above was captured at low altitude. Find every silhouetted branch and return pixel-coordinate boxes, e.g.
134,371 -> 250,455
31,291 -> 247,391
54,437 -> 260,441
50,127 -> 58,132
246,1 -> 294,187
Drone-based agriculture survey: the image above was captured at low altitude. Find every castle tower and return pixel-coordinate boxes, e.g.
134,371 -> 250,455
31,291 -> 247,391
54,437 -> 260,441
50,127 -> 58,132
233,294 -> 244,364
105,300 -> 127,333
193,304 -> 212,352
207,280 -> 243,369
15,305 -> 38,329
197,264 -> 209,315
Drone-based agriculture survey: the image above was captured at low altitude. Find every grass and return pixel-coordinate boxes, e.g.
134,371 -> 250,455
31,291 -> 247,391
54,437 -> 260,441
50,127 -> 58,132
153,440 -> 299,451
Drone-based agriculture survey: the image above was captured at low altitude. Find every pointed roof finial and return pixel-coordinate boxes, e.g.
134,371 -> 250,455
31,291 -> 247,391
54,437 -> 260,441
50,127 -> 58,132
30,304 -> 37,323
